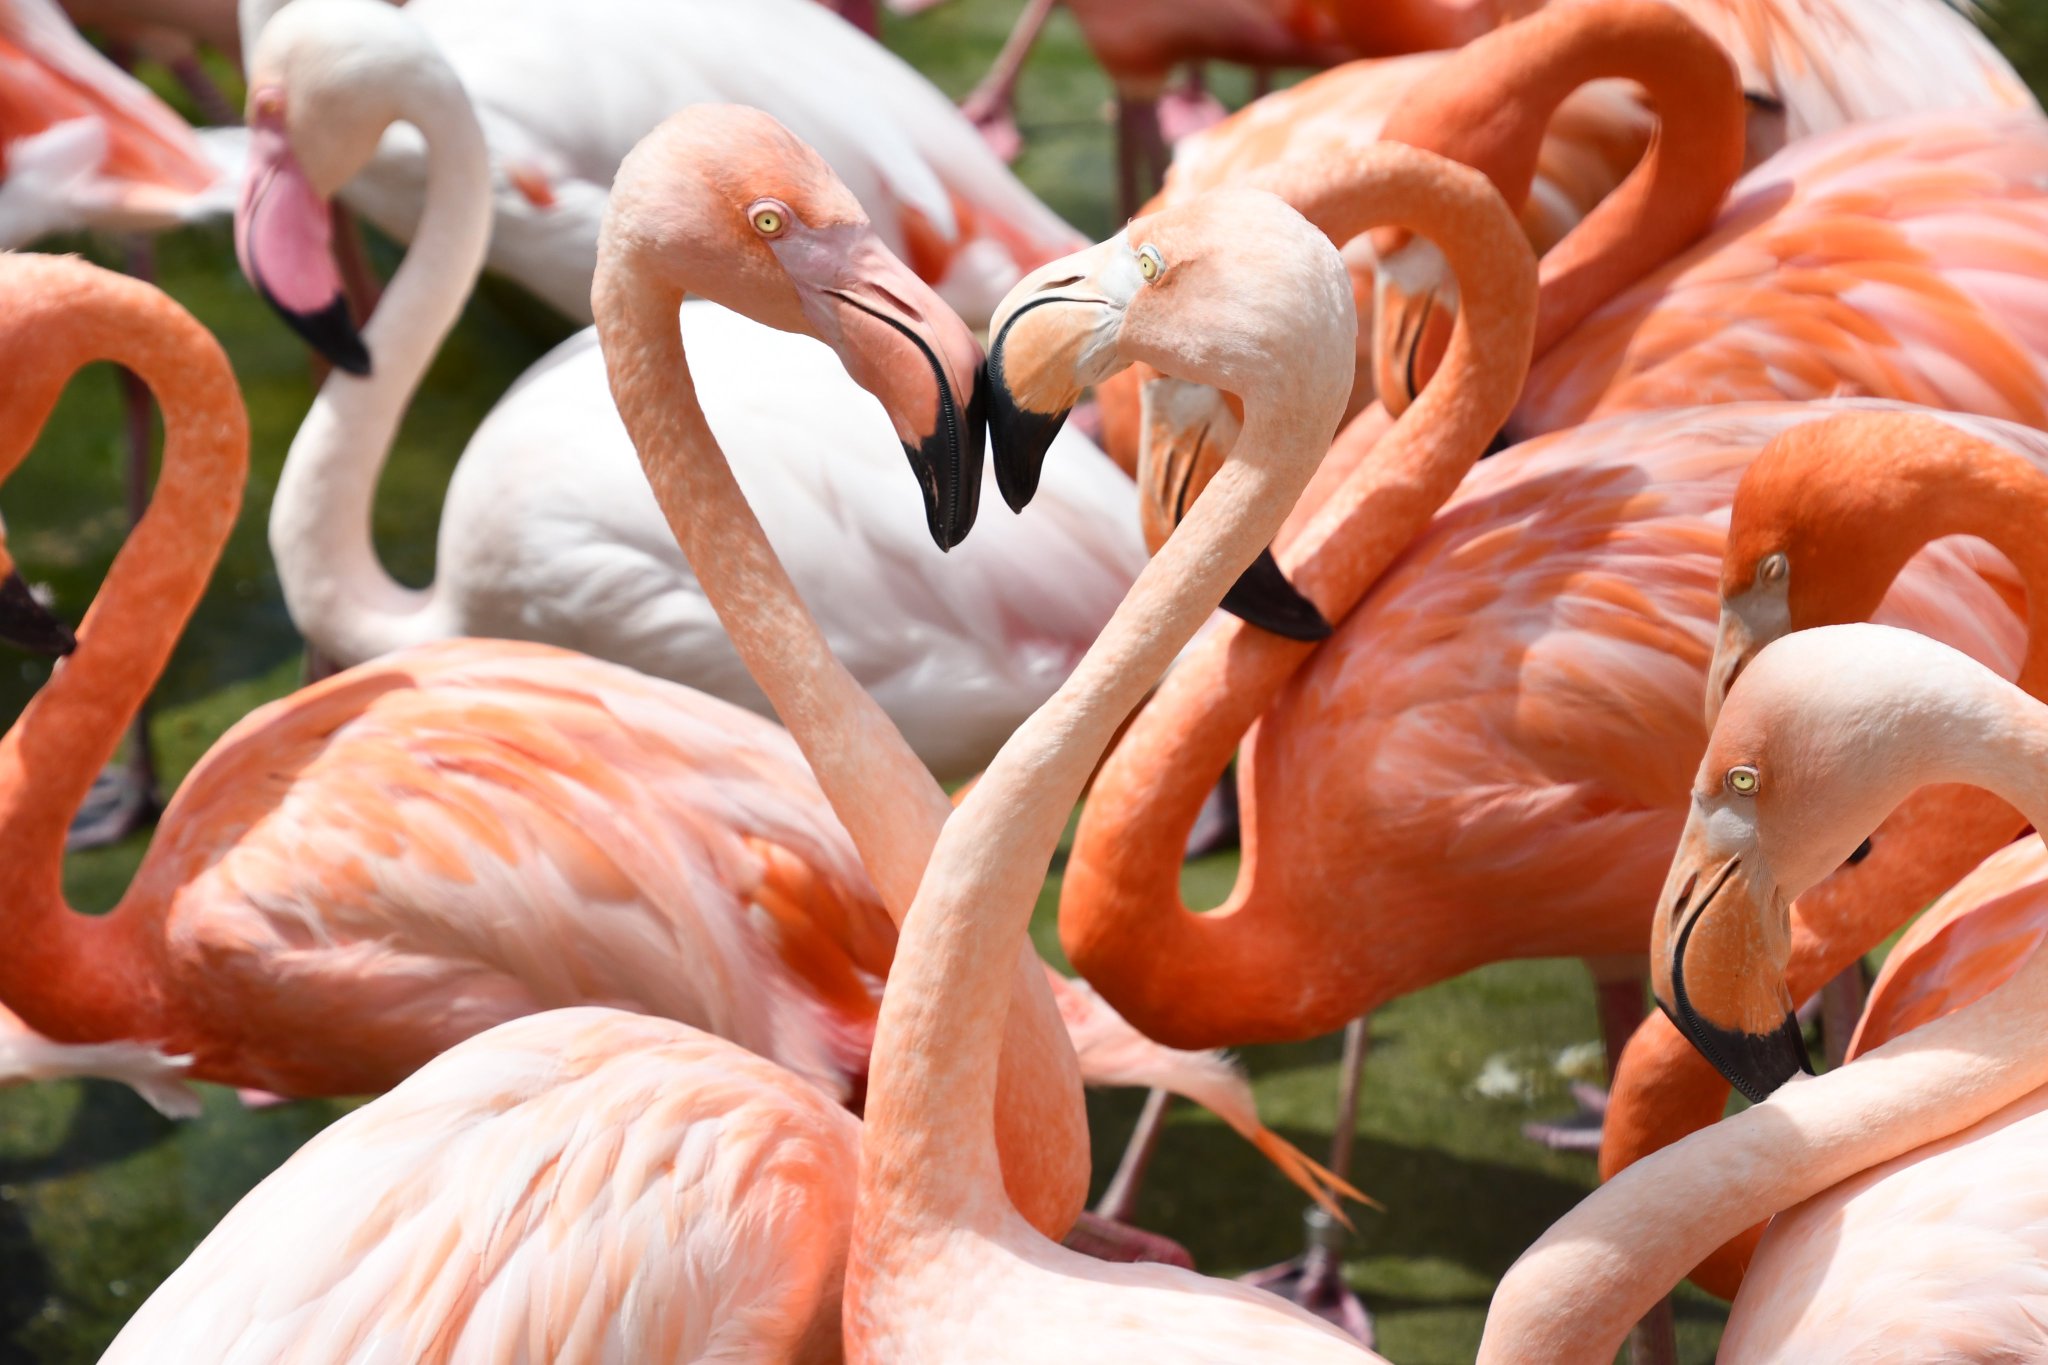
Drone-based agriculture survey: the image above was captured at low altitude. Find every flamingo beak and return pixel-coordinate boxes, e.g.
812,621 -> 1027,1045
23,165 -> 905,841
1371,238 -> 1454,417
1705,607 -> 1762,729
793,230 -> 988,550
985,237 -> 1133,512
0,572 -> 76,657
1649,823 -> 1811,1103
235,89 -> 370,376
1139,377 -> 1330,641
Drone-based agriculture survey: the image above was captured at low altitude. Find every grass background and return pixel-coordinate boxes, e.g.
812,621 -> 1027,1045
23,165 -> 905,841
3,1 -> 2046,1360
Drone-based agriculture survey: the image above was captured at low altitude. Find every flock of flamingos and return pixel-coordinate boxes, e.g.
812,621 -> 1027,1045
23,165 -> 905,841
7,0 -> 2048,1357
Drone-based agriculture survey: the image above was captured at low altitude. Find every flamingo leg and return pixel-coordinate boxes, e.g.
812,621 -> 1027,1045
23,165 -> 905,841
958,0 -> 1057,163
1238,1016 -> 1375,1346
69,235 -> 164,850
1092,1086 -> 1172,1225
1627,1295 -> 1680,1365
1524,968 -> 1649,1151
1114,88 -> 1169,222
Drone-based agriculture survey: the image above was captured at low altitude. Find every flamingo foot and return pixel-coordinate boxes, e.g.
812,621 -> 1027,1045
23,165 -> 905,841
1240,1207 -> 1374,1346
1521,1079 -> 1609,1152
66,761 -> 160,850
1062,1210 -> 1196,1269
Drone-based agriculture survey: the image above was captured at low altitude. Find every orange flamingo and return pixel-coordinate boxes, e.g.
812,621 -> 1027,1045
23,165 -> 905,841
843,161 -> 1386,1365
1597,410 -> 2048,1296
1370,3 -> 2048,440
1477,625 -> 2048,1364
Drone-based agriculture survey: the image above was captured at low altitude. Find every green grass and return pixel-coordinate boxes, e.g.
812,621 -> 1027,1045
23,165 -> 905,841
5,3 -> 2048,1362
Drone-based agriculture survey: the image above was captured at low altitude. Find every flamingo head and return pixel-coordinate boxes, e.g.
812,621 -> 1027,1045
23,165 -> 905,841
986,187 -> 1350,634
1644,626 -> 1990,1102
601,105 -> 989,551
0,514 -> 74,657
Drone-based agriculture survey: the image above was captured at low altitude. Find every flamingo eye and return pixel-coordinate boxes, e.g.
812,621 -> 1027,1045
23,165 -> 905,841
1137,244 -> 1166,283
1726,766 -> 1760,796
1759,553 -> 1787,584
749,202 -> 789,237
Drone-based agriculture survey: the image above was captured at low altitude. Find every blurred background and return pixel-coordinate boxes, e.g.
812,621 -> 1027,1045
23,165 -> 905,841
4,2 -> 2047,1360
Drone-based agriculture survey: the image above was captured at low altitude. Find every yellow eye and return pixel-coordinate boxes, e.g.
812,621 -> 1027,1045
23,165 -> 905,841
1726,765 -> 1759,796
1137,244 -> 1165,283
751,206 -> 785,236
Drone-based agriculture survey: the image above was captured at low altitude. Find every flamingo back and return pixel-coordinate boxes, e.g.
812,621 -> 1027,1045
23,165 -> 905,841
1521,111 -> 2048,436
101,1008 -> 860,1364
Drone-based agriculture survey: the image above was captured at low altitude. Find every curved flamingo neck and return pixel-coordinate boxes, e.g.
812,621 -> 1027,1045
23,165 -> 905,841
592,257 -> 1087,1240
855,404 -> 1339,1261
1060,149 -> 1535,1047
267,66 -> 489,665
0,258 -> 247,1042
1379,0 -> 1744,356
1490,667 -> 2048,1361
1785,420 -> 2048,702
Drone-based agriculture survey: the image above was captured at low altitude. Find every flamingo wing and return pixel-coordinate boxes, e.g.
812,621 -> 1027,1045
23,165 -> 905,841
136,639 -> 892,1100
101,1009 -> 861,1364
1522,111 -> 2048,435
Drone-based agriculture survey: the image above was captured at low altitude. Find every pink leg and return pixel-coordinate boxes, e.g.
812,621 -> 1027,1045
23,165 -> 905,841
830,0 -> 880,37
1115,91 -> 1170,221
1239,1017 -> 1374,1346
1628,1296 -> 1680,1365
1093,1087 -> 1172,1225
1523,970 -> 1647,1152
959,0 -> 1058,163
1818,960 -> 1868,1070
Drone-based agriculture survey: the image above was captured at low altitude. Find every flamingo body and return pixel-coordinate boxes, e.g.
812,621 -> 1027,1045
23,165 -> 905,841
1718,1081 -> 2048,1363
411,303 -> 1145,781
331,0 -> 1080,324
102,1009 -> 861,1363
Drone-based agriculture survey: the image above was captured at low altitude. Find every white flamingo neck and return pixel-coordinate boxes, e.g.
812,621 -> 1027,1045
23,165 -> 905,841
267,63 -> 491,666
855,406 -> 1326,1244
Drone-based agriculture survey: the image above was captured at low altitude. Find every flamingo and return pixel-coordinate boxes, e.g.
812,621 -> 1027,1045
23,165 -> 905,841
238,0 -> 1143,783
1479,622 -> 2048,1363
1369,3 -> 2048,439
1594,410 -> 2048,1299
843,161 -> 1385,1365
86,109 -> 1362,1361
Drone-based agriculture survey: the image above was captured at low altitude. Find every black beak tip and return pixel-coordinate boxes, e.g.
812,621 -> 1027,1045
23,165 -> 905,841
905,357 -> 987,554
1220,546 -> 1332,641
0,571 -> 77,657
261,285 -> 371,376
985,318 -> 1070,514
1673,1005 -> 1813,1106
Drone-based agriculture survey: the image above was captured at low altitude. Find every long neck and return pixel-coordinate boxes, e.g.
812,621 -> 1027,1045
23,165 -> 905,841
1059,150 -> 1534,1045
594,265 -> 1086,1238
0,262 -> 248,1042
856,407 -> 1328,1244
267,85 -> 490,665
1381,0 -> 1744,356
1486,682 -> 2048,1362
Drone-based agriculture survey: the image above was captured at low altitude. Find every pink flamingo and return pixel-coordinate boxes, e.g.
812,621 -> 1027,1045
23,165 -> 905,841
844,163 -> 1385,1365
1483,622 -> 2048,1363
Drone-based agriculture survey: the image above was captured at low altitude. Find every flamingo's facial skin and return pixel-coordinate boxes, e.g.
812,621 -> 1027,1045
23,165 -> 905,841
1706,561 -> 1791,728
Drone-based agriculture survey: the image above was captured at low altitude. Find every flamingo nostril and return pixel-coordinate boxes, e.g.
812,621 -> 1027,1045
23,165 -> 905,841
1673,871 -> 1698,920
